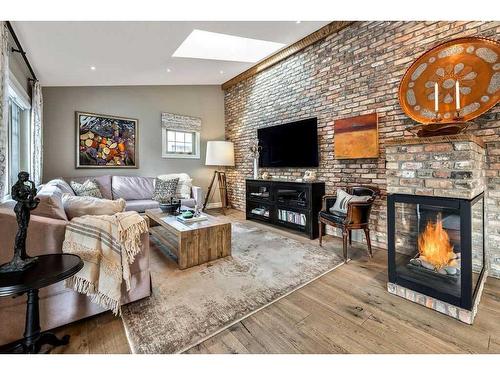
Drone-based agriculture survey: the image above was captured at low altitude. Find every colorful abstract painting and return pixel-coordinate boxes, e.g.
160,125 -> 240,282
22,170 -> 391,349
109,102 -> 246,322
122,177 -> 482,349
334,113 -> 379,159
76,112 -> 138,168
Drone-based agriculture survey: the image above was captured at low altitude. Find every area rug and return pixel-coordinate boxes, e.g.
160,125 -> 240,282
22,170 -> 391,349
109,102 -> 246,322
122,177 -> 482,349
121,221 -> 344,354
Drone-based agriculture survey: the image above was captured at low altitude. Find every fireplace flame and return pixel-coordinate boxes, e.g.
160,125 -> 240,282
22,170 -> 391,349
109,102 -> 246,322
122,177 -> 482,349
418,217 -> 454,269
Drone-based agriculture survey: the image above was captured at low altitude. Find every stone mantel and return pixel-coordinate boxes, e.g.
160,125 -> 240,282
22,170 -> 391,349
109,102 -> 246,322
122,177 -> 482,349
385,134 -> 485,148
385,134 -> 485,200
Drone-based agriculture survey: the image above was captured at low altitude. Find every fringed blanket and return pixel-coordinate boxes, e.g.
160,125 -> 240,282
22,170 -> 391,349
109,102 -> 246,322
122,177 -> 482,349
62,211 -> 148,315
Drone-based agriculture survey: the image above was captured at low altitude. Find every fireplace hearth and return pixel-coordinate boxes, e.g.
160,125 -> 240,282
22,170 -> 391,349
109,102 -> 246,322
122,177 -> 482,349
385,134 -> 487,324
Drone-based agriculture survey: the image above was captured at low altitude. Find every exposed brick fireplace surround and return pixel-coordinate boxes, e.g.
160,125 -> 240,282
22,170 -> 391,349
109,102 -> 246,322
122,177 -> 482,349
386,135 -> 487,323
223,21 -> 500,281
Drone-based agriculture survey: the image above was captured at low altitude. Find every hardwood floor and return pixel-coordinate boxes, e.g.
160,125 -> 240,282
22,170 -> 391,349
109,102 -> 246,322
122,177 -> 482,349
51,209 -> 500,354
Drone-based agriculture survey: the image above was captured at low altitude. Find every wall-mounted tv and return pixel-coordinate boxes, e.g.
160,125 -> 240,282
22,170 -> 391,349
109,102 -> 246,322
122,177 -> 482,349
258,118 -> 319,168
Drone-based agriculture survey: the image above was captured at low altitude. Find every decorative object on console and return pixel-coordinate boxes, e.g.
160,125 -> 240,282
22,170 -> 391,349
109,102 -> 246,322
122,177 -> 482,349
303,170 -> 317,182
334,113 -> 379,159
249,140 -> 262,179
261,171 -> 270,180
76,111 -> 138,168
203,141 -> 235,215
399,37 -> 500,136
70,179 -> 103,198
0,172 -> 40,273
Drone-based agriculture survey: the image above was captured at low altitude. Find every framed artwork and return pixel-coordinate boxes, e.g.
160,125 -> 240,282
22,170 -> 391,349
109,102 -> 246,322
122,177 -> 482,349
334,113 -> 379,159
76,112 -> 138,168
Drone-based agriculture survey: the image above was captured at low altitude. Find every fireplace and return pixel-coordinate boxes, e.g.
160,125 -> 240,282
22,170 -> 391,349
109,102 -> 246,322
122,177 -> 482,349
387,193 -> 486,311
385,134 -> 487,324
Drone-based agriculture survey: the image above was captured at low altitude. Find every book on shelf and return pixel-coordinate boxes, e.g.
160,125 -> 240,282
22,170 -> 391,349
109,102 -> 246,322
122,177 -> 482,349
277,209 -> 306,226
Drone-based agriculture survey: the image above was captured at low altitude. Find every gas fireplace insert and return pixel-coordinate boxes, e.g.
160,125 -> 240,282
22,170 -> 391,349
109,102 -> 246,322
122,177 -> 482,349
387,193 -> 485,310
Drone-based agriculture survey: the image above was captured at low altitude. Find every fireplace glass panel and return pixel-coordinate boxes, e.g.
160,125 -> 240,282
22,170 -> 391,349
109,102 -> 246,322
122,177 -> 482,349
394,202 -> 461,299
471,196 -> 484,292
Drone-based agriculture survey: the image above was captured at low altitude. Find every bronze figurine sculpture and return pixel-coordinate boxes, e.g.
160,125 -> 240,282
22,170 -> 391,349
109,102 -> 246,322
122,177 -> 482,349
0,171 -> 40,273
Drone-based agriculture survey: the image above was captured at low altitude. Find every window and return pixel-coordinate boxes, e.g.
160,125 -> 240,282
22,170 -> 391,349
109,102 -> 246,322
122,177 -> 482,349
6,72 -> 31,191
8,98 -> 22,187
161,129 -> 200,159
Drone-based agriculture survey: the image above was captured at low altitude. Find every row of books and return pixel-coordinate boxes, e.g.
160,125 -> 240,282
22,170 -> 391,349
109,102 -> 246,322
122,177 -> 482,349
278,209 -> 306,226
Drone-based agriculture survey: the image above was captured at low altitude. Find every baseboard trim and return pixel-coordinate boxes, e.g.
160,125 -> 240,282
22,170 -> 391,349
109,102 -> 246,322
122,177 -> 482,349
205,202 -> 222,209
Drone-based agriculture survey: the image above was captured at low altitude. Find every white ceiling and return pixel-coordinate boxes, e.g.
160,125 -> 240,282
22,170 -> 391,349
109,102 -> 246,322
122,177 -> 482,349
12,21 -> 330,86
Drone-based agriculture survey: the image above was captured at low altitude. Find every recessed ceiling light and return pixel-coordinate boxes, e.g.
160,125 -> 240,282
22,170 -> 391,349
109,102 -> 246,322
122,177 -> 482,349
172,29 -> 285,63
296,21 -> 301,24
219,70 -> 224,74
166,68 -> 172,73
90,66 -> 96,70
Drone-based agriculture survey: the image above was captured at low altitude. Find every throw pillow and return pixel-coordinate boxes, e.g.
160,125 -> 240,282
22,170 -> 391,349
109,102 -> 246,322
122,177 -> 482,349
330,189 -> 371,215
33,184 -> 68,221
62,194 -> 126,220
156,173 -> 192,199
70,179 -> 103,198
152,178 -> 179,203
46,178 -> 75,196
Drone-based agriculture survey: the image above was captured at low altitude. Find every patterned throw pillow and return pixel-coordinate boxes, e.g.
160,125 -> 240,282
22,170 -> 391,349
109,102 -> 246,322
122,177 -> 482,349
329,189 -> 371,215
152,178 -> 179,203
70,179 -> 103,198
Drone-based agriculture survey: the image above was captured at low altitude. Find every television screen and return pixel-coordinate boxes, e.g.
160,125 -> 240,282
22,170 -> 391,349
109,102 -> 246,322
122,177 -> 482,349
258,118 -> 319,168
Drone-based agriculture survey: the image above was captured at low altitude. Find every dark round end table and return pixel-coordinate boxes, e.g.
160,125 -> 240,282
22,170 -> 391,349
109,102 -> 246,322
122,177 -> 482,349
0,254 -> 83,354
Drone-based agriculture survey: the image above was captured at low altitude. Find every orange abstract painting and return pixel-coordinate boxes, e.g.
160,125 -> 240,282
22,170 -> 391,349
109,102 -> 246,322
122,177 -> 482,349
334,113 -> 379,159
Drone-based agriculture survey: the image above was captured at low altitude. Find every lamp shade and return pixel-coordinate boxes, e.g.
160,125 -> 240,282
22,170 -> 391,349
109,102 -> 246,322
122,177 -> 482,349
205,141 -> 235,166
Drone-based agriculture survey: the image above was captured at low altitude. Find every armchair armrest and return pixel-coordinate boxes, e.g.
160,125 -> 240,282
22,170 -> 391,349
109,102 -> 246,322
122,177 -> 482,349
322,194 -> 337,212
191,185 -> 203,206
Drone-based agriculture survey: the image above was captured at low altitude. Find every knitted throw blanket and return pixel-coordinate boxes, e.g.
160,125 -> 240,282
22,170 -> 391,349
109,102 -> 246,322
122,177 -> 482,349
62,211 -> 148,315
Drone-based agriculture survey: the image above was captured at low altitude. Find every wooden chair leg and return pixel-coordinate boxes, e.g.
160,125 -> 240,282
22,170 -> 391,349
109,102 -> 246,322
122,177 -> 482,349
342,229 -> 348,261
318,221 -> 323,247
348,230 -> 352,246
363,227 -> 373,258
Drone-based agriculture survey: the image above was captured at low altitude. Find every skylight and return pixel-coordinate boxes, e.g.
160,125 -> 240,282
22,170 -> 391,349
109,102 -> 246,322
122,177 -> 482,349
172,29 -> 286,63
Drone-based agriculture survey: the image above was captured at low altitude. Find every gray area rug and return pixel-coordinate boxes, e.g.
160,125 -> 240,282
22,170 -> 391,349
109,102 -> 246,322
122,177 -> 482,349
121,221 -> 344,354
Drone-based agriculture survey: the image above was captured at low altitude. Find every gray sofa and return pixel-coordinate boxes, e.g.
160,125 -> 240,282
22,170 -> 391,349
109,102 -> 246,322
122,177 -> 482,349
66,174 -> 203,212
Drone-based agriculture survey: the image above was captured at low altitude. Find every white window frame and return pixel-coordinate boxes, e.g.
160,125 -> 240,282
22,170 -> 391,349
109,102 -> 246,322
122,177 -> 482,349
161,128 -> 200,159
6,72 -> 31,192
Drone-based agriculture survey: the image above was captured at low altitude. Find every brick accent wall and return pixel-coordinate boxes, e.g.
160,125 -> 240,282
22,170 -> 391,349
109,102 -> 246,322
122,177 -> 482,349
223,21 -> 500,278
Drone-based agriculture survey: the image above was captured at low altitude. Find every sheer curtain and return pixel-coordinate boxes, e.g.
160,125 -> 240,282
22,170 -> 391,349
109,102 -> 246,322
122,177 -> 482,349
0,22 -> 9,198
30,81 -> 43,186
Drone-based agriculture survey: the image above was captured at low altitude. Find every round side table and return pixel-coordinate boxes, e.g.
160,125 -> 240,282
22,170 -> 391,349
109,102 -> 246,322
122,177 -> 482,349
0,254 -> 83,354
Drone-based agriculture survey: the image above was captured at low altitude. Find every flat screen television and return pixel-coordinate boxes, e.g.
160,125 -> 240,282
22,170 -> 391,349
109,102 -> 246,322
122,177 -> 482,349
258,118 -> 319,168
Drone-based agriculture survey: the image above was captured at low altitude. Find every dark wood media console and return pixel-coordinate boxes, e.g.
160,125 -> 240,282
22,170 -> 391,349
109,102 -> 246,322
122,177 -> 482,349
245,179 -> 325,239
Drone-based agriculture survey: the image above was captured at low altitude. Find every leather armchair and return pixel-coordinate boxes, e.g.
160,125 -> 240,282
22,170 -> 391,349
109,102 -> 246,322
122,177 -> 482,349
318,186 -> 379,261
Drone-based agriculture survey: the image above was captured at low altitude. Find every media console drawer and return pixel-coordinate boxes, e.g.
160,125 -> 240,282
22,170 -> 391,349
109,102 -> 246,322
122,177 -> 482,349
245,179 -> 325,239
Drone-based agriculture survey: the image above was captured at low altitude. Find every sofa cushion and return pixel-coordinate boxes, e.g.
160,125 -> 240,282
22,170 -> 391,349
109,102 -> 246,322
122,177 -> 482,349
65,175 -> 113,200
157,173 -> 192,199
124,199 -> 160,213
62,194 -> 126,220
70,179 -> 103,198
152,177 -> 179,203
46,179 -> 75,196
33,184 -> 68,221
112,176 -> 155,200
180,198 -> 196,208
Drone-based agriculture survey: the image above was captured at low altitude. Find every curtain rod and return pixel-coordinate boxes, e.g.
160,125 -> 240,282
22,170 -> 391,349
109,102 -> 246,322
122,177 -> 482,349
6,21 -> 38,82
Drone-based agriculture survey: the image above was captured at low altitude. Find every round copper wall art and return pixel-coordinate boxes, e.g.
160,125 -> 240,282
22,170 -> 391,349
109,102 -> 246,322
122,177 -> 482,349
399,37 -> 500,124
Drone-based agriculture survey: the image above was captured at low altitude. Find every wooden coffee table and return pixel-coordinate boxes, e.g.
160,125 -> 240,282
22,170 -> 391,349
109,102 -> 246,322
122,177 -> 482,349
145,208 -> 231,269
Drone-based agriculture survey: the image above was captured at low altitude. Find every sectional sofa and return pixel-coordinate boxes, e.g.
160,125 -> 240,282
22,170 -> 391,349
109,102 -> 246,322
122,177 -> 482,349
0,173 -> 202,345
